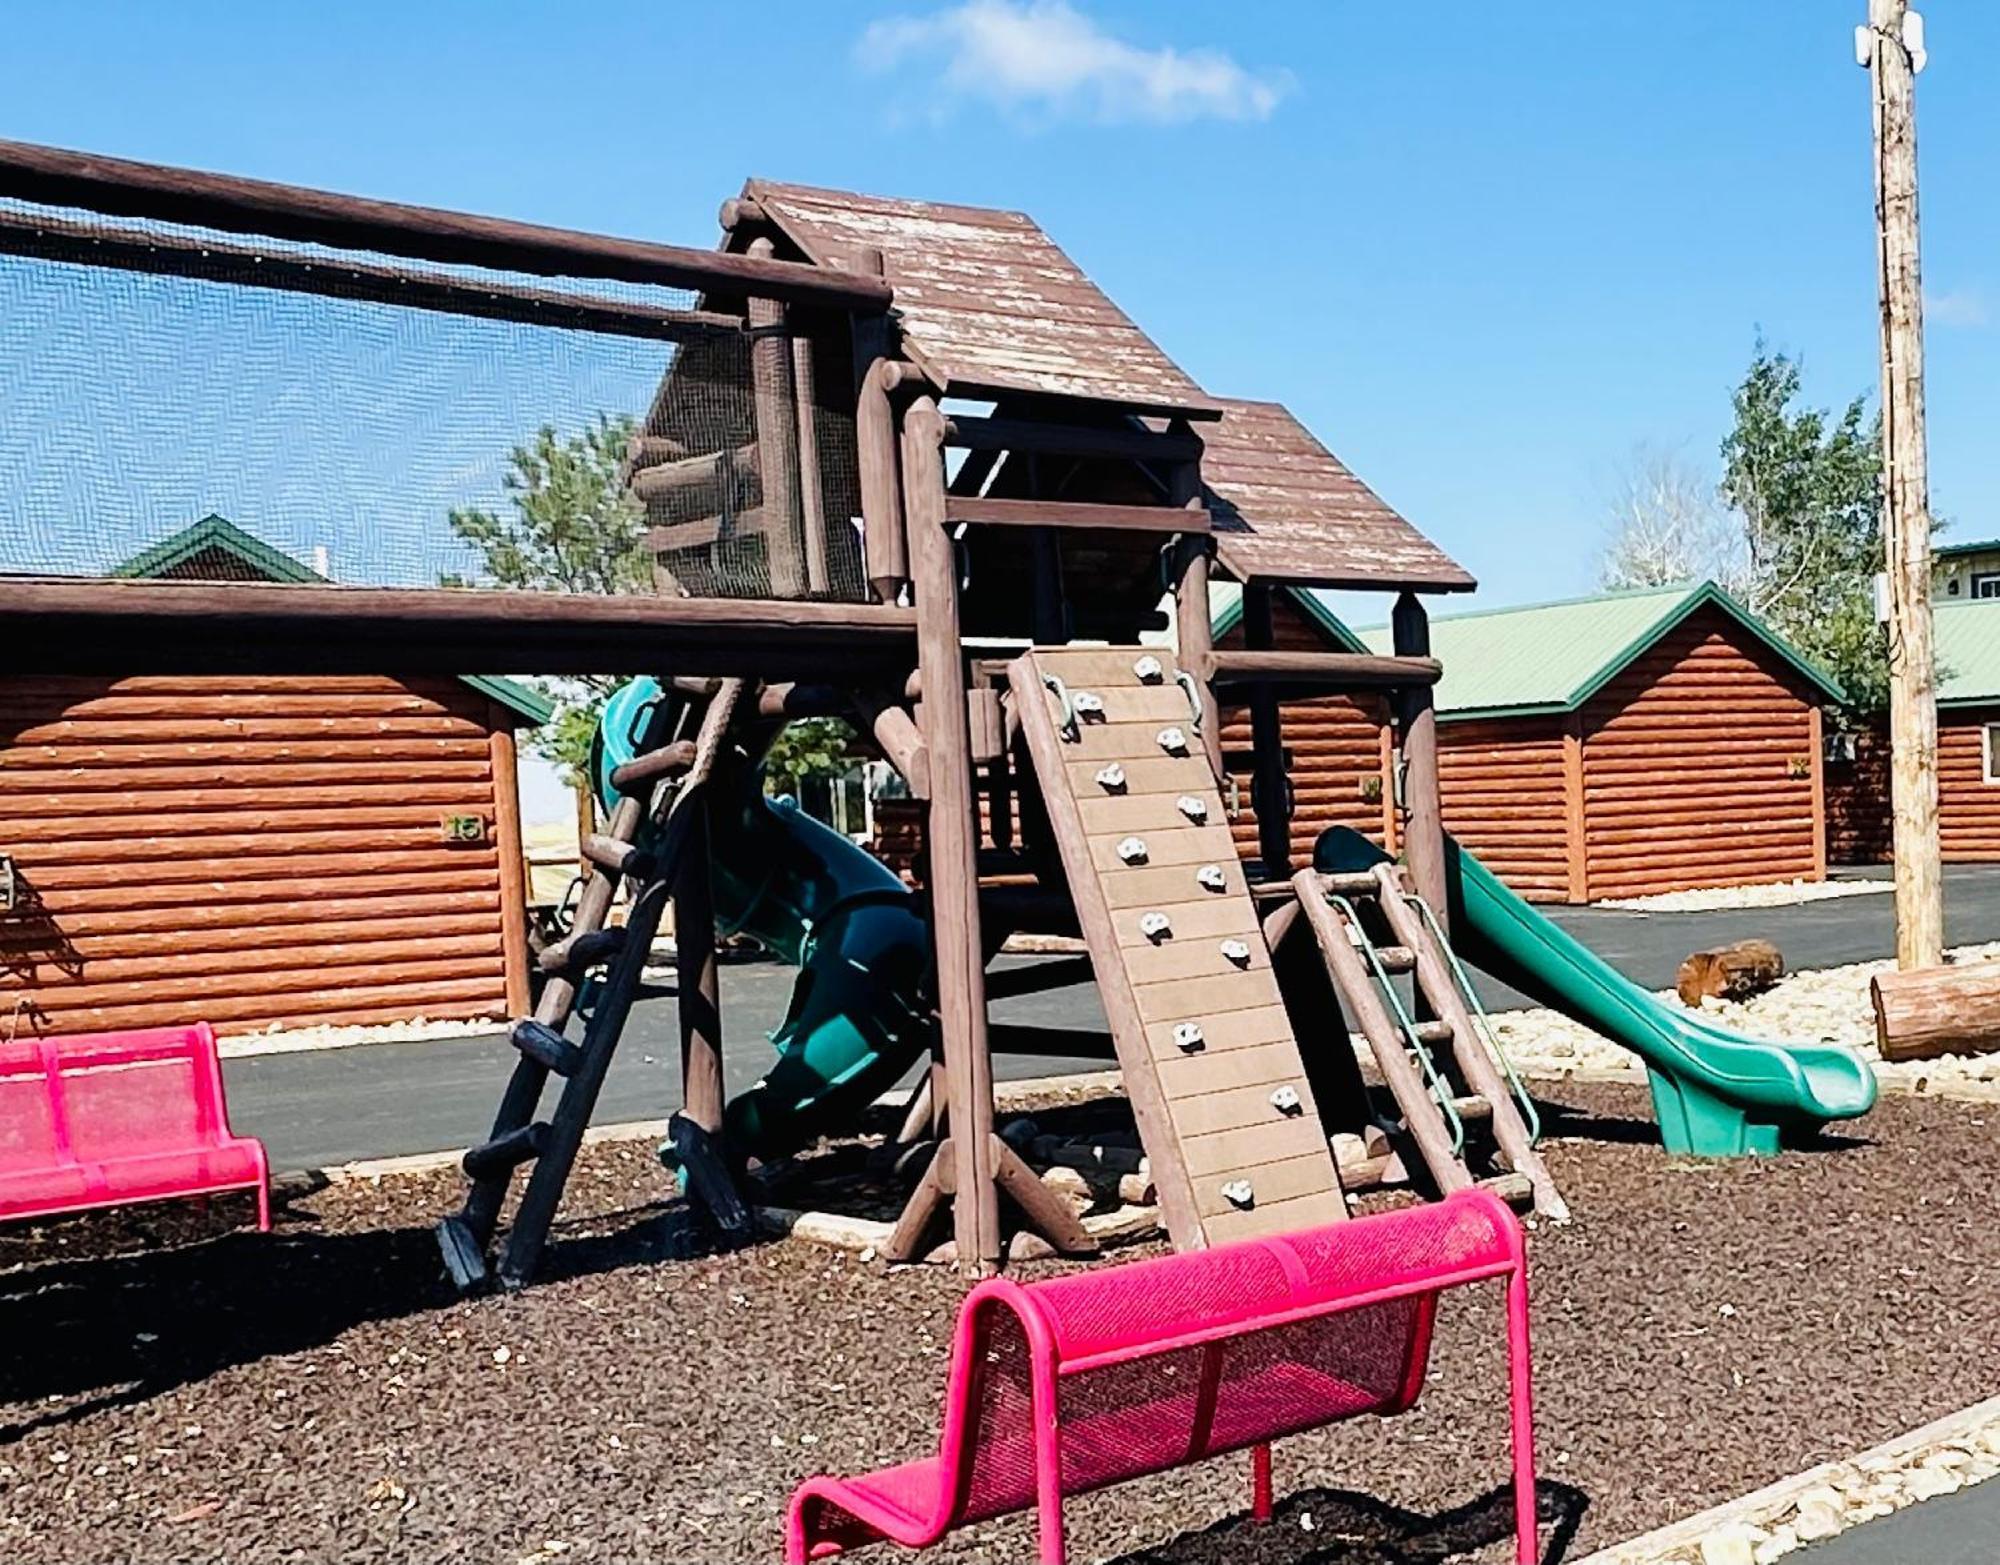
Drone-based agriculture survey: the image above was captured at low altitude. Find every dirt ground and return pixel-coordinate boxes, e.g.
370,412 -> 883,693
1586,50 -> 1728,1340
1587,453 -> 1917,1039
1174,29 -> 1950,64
2,1083 -> 1996,1565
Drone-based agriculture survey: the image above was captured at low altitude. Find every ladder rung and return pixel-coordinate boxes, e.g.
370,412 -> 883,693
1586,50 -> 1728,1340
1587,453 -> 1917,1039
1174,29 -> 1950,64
1446,1092 -> 1493,1124
510,1019 -> 584,1077
1317,871 -> 1381,899
1373,944 -> 1416,975
537,925 -> 628,975
435,1215 -> 488,1291
1479,1171 -> 1533,1206
1411,1019 -> 1453,1045
609,739 -> 698,794
581,833 -> 657,879
463,1122 -> 549,1180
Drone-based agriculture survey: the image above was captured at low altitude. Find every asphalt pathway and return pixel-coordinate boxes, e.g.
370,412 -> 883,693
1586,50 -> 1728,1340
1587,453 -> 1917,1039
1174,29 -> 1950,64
1796,1478 -> 2000,1564
221,865 -> 2000,1173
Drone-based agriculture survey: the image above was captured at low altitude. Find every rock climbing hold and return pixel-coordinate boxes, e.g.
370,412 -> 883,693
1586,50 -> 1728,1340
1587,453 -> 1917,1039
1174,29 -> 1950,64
1175,794 -> 1208,823
1196,864 -> 1228,893
1138,911 -> 1172,941
1116,836 -> 1149,864
1172,1021 -> 1205,1052
1095,763 -> 1127,792
1133,655 -> 1164,683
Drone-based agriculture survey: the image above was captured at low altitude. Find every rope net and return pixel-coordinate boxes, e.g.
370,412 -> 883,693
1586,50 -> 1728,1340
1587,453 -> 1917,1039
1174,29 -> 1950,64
0,194 -> 867,602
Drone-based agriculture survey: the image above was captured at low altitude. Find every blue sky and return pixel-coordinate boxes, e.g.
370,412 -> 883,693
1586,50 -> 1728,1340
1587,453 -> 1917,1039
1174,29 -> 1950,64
4,0 -> 1997,608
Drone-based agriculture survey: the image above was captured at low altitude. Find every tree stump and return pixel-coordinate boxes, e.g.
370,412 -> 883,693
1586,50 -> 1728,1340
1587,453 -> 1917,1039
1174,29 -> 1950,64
1676,939 -> 1785,1007
1871,959 -> 2000,1060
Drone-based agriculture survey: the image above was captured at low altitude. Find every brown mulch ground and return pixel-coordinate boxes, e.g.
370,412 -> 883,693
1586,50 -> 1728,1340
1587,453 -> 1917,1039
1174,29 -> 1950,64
1,1083 -> 1996,1564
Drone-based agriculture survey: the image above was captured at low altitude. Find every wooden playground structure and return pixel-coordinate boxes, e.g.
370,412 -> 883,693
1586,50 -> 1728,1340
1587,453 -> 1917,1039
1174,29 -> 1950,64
0,141 -> 1566,1286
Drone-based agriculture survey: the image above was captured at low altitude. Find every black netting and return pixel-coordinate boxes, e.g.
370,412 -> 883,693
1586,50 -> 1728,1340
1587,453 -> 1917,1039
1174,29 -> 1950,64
0,194 -> 866,602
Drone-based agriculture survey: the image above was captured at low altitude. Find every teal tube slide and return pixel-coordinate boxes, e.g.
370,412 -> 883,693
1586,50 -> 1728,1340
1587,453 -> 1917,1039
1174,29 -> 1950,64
1314,828 -> 1877,1156
594,679 -> 931,1164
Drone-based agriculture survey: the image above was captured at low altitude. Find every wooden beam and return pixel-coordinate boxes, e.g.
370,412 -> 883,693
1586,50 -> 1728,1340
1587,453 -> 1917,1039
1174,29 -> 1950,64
0,579 -> 919,679
1392,591 -> 1448,928
944,496 -> 1207,534
1199,650 -> 1442,690
1810,705 -> 1828,882
943,414 -> 1204,464
0,206 -> 744,343
903,397 -> 1002,1275
853,690 -> 930,799
0,137 -> 894,309
629,443 -> 757,505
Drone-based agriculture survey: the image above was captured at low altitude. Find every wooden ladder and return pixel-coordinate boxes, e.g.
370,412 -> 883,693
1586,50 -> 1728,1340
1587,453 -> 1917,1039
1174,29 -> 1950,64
437,681 -> 752,1291
1009,647 -> 1350,1249
1291,865 -> 1567,1221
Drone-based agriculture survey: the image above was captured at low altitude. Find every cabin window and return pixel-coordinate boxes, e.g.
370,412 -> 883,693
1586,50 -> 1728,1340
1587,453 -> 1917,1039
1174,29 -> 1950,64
1975,573 -> 2000,599
1986,725 -> 2000,784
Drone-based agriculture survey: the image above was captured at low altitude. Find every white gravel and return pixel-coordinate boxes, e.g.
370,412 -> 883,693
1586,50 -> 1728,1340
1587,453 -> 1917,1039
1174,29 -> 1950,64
217,1015 -> 498,1059
1593,878 -> 1893,913
1489,941 -> 2000,1100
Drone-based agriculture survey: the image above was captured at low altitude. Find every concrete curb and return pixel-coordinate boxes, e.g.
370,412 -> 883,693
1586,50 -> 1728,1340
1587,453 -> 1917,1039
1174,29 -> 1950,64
1574,1393 -> 2000,1565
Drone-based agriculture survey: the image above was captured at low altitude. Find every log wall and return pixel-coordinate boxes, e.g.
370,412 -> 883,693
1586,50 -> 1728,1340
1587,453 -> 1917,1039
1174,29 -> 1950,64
0,674 -> 523,1036
1217,597 -> 1394,869
1435,716 -> 1574,903
1938,707 -> 2000,861
1825,725 -> 1893,865
1576,605 -> 1821,900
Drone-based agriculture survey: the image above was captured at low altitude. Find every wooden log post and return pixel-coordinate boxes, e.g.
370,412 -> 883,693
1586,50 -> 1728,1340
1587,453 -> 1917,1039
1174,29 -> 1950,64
791,332 -> 830,596
1676,939 -> 1785,1008
1872,959 -> 2000,1060
1170,544 -> 1221,783
675,789 -> 724,1133
849,246 -> 908,605
1392,592 -> 1448,927
900,395 -> 1001,1274
487,713 -> 531,1018
1242,584 -> 1291,877
745,237 -> 808,599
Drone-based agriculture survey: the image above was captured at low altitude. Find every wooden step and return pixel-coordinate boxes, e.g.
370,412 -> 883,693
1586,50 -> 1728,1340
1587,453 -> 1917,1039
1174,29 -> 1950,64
1479,1171 -> 1534,1207
580,834 -> 656,879
463,1122 -> 548,1180
509,1018 -> 583,1077
1410,1019 -> 1453,1046
537,926 -> 628,975
609,738 -> 697,795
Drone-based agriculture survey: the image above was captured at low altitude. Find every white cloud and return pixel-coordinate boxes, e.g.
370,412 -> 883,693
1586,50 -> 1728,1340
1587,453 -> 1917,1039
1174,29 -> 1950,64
859,1 -> 1292,126
1928,287 -> 1989,329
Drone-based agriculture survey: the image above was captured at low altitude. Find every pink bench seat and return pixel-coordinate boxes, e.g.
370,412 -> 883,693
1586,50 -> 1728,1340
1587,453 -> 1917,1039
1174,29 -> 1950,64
789,1188 -> 1536,1564
0,1022 -> 270,1229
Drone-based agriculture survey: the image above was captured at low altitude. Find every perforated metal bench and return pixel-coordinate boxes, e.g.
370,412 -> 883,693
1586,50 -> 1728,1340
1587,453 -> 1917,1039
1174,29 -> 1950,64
0,1022 -> 270,1229
787,1188 -> 1538,1565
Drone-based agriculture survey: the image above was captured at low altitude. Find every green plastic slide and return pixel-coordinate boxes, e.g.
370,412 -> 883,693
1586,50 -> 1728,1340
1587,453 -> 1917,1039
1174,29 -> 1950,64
1313,827 -> 1877,1155
594,679 -> 931,1164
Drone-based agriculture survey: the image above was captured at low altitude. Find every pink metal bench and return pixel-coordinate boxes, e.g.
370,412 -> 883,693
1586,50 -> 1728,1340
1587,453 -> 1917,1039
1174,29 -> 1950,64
789,1188 -> 1536,1565
0,1022 -> 270,1230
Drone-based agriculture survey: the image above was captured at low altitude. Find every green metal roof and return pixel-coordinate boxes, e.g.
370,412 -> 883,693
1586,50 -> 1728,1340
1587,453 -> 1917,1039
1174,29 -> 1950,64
1936,601 -> 2000,707
1208,583 -> 1366,651
110,516 -> 551,726
1352,581 -> 1844,719
1935,538 -> 2000,560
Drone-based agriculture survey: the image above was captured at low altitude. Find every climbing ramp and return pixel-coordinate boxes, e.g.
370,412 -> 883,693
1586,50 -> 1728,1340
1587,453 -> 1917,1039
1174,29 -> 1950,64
1010,647 -> 1349,1249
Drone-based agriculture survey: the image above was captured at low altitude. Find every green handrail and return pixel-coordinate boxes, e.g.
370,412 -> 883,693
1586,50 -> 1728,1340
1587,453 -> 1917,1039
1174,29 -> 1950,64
1407,892 -> 1542,1145
1328,893 -> 1464,1156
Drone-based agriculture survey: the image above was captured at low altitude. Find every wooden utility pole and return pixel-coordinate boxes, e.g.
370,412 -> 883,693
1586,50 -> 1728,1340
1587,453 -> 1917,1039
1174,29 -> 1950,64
1863,0 -> 1942,970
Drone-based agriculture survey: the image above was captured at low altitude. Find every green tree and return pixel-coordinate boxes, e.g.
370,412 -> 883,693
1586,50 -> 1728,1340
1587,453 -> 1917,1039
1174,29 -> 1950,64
444,414 -> 650,781
1719,345 -> 1885,715
761,717 -> 856,797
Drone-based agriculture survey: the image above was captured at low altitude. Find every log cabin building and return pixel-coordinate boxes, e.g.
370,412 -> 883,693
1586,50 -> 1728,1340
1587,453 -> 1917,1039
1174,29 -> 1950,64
0,516 -> 549,1038
1825,600 -> 2000,864
1218,581 -> 1840,903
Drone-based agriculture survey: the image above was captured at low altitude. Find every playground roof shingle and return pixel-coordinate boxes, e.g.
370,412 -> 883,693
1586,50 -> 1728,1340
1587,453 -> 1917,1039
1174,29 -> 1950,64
1353,581 -> 1843,718
1197,398 -> 1474,593
743,179 -> 1219,419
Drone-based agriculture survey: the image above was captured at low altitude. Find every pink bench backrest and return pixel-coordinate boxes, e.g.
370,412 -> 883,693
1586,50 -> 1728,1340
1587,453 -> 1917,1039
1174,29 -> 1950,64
946,1191 -> 1522,1523
0,1024 -> 228,1173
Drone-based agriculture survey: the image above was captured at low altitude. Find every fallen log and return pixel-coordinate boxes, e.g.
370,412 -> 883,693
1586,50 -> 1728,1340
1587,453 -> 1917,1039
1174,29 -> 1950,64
1676,938 -> 1785,1007
1871,959 -> 2000,1061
